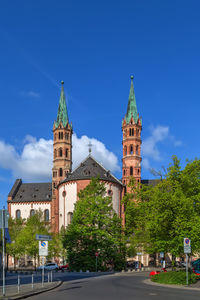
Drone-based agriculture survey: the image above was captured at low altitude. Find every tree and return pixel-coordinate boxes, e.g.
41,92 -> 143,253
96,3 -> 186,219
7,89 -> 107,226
63,178 -> 126,271
6,217 -> 24,269
8,210 -> 51,268
124,156 -> 200,261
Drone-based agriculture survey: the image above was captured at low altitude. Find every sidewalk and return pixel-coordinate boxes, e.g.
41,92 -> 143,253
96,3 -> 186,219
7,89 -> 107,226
0,281 -> 62,299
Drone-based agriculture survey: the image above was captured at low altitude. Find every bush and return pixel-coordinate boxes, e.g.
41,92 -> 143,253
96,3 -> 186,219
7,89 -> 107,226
151,270 -> 198,285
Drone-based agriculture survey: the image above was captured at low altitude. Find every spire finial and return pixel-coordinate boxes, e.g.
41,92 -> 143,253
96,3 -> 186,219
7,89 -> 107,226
61,80 -> 64,85
130,75 -> 134,80
88,141 -> 93,155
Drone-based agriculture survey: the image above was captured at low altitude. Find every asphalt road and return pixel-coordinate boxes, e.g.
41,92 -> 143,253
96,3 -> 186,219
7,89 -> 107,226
26,273 -> 200,300
0,271 -> 101,286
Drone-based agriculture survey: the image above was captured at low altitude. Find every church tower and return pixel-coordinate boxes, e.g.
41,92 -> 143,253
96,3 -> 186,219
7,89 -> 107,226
51,81 -> 73,232
122,76 -> 142,193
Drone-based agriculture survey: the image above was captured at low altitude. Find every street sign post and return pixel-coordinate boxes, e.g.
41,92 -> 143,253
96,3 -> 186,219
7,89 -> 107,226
39,241 -> 48,287
36,234 -> 52,241
184,238 -> 191,286
1,208 -> 9,297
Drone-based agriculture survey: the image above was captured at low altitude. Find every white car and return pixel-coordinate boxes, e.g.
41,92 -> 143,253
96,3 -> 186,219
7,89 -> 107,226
37,263 -> 59,271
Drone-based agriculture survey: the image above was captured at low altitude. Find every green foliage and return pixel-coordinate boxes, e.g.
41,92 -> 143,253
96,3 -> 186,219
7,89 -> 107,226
124,156 -> 200,258
7,210 -> 62,267
7,217 -> 24,261
151,270 -> 198,285
16,210 -> 50,260
63,178 -> 126,271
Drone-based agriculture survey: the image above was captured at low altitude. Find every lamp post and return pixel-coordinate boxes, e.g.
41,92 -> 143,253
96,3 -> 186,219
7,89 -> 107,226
95,252 -> 99,272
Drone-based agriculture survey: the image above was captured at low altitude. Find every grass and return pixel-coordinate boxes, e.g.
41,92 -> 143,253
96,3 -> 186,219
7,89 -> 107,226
151,270 -> 199,285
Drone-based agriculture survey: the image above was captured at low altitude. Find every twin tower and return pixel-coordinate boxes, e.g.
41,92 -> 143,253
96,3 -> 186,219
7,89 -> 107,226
52,76 -> 142,197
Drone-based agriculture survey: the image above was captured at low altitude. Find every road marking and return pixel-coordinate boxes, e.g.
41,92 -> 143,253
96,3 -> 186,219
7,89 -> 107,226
149,293 -> 157,295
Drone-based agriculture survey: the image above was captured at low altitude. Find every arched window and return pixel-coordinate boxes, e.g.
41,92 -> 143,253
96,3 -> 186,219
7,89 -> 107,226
130,145 -> 133,154
30,209 -> 35,217
67,212 -> 73,225
124,146 -> 127,156
59,132 -> 63,140
66,149 -> 68,157
59,148 -> 63,157
54,133 -> 57,141
59,168 -> 63,177
44,209 -> 49,222
129,128 -> 132,136
130,167 -> 133,176
136,145 -> 139,155
138,169 -> 140,175
54,149 -> 57,158
16,210 -> 21,219
123,169 -> 126,176
132,128 -> 134,136
65,133 -> 69,140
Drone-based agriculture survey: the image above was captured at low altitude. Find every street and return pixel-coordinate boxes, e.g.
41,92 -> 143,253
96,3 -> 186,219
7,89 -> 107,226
26,272 -> 200,300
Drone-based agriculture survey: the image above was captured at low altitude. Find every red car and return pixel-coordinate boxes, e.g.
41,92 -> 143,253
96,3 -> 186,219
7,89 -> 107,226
149,268 -> 167,276
59,263 -> 69,271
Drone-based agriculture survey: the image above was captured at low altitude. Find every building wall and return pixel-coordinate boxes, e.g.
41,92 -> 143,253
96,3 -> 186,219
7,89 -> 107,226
10,202 -> 51,220
58,179 -> 122,230
58,182 -> 77,230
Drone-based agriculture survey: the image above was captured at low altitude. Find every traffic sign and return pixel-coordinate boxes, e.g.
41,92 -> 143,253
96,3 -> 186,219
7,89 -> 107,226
39,241 -> 48,256
36,234 -> 52,241
0,210 -> 9,229
95,252 -> 99,257
160,252 -> 164,258
184,238 -> 191,254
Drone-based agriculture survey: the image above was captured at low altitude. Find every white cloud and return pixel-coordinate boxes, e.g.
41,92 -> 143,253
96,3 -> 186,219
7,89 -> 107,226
20,91 -> 40,99
0,134 -> 120,182
142,125 -> 182,170
72,134 -> 120,172
142,125 -> 169,161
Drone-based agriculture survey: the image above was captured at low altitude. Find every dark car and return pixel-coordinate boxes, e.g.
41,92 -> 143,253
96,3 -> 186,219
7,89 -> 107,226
126,261 -> 136,269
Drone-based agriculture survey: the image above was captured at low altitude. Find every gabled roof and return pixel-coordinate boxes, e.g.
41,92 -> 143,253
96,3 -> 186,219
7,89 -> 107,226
8,181 -> 52,203
61,155 -> 123,186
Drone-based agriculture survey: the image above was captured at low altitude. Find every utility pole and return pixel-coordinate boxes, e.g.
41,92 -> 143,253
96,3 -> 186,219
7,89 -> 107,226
2,208 -> 5,296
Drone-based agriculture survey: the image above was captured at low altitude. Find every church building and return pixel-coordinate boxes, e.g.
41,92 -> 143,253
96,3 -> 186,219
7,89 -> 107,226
8,76 -> 146,234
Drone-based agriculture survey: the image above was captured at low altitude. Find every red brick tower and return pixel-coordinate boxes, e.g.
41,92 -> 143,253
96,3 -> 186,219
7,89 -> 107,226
51,81 -> 73,232
122,76 -> 142,193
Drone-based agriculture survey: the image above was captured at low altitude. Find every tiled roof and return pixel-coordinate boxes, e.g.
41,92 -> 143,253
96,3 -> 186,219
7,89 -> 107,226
8,180 -> 52,203
141,179 -> 161,186
61,155 -> 123,186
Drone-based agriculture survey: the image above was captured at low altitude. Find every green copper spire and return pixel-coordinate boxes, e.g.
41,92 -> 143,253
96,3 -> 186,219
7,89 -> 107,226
125,75 -> 139,124
55,81 -> 69,128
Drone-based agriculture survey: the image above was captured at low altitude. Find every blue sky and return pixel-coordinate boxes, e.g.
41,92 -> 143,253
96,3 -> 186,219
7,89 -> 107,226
0,0 -> 200,208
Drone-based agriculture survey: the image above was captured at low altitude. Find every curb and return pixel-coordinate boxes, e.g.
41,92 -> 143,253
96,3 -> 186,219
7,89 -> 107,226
1,281 -> 63,300
144,278 -> 200,291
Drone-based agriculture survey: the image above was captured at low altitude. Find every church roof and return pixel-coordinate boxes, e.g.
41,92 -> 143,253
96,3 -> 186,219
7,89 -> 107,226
8,180 -> 52,203
141,179 -> 161,186
124,76 -> 139,125
61,155 -> 123,186
54,81 -> 70,129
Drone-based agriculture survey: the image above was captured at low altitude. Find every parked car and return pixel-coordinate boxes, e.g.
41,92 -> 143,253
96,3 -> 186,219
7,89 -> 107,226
126,261 -> 136,269
59,263 -> 69,271
37,263 -> 59,271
